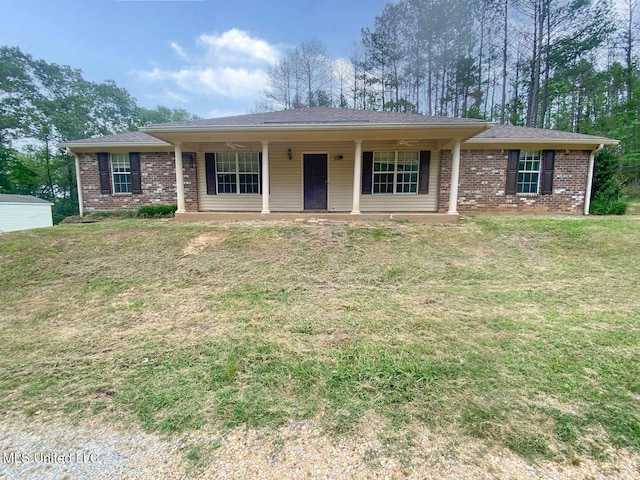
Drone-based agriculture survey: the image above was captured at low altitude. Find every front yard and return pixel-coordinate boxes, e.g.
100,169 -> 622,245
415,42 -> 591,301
0,214 -> 638,475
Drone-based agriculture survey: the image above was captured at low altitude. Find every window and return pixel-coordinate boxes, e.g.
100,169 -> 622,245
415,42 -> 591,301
111,153 -> 131,193
517,150 -> 541,194
215,152 -> 260,194
372,151 -> 419,194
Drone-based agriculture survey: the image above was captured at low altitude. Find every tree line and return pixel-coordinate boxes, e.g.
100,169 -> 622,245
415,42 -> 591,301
0,46 -> 199,222
262,0 -> 640,203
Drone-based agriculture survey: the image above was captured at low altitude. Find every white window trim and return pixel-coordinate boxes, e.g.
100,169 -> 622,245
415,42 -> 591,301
372,151 -> 419,195
216,152 -> 260,195
516,150 -> 541,196
111,152 -> 131,195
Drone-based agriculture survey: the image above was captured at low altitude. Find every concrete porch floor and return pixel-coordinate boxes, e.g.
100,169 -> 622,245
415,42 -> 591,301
175,212 -> 459,223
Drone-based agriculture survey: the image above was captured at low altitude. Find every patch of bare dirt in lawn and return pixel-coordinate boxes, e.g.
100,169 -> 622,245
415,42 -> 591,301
1,413 -> 638,480
182,231 -> 226,256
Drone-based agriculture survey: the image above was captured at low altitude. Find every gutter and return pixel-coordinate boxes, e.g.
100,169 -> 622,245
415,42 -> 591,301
465,138 -> 618,147
58,142 -> 171,149
0,201 -> 54,206
584,144 -> 605,215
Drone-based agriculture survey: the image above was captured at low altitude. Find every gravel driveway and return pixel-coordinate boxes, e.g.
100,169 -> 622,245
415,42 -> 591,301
1,413 -> 638,479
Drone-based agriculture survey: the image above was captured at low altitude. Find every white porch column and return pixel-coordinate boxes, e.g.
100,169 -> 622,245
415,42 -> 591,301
174,143 -> 186,213
448,139 -> 462,215
68,149 -> 84,217
261,141 -> 270,214
351,140 -> 363,214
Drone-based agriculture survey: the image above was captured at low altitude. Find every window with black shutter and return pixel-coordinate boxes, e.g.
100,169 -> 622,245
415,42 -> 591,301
365,151 -> 423,194
205,152 -> 261,194
506,149 -> 552,195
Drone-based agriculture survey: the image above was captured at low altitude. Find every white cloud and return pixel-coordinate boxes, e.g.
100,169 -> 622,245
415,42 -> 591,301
135,29 -> 280,104
170,42 -> 189,61
198,29 -> 279,65
332,57 -> 354,78
138,66 -> 268,99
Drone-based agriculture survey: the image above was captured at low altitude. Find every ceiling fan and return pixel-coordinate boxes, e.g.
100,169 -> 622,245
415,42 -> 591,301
396,139 -> 416,147
225,141 -> 245,149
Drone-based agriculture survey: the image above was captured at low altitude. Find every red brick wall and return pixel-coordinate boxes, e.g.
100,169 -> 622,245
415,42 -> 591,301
438,149 -> 590,213
79,148 -> 590,214
78,152 -> 198,211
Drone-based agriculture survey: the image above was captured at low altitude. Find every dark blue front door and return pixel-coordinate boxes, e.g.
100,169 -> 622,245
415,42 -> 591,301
304,154 -> 327,210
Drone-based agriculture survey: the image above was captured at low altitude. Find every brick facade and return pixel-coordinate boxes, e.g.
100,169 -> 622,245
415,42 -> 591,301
78,151 -> 198,211
438,149 -> 590,213
78,148 -> 591,214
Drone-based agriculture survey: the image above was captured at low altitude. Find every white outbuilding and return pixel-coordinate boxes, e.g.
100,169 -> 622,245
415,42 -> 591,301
0,194 -> 54,233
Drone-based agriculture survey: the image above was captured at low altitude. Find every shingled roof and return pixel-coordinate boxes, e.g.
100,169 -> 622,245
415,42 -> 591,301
59,108 -> 617,147
473,123 -> 614,142
0,194 -> 53,205
59,131 -> 170,148
145,107 -> 488,128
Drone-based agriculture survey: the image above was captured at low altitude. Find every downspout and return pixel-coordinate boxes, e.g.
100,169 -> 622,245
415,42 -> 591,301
67,148 -> 84,217
584,143 -> 604,216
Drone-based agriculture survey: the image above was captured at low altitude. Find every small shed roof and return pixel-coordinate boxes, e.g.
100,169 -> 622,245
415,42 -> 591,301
0,194 -> 54,205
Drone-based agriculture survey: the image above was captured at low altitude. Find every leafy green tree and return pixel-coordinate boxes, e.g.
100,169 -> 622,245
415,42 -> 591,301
0,146 -> 37,194
1,47 -> 139,142
590,149 -> 629,214
134,106 -> 200,127
362,2 -> 406,111
0,46 -> 196,222
383,98 -> 417,113
312,90 -> 332,107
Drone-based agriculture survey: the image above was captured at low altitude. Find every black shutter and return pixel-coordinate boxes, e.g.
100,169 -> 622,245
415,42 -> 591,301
541,150 -> 555,195
97,152 -> 111,194
506,149 -> 520,195
258,152 -> 262,194
205,153 -> 216,195
129,152 -> 142,194
418,150 -> 431,194
362,151 -> 373,194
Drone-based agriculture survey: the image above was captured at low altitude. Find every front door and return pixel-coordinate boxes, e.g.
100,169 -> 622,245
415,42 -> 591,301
303,154 -> 328,210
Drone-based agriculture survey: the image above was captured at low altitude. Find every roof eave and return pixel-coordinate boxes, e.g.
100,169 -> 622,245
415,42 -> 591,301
141,122 -> 493,145
464,137 -> 618,147
58,141 -> 172,149
0,201 -> 54,206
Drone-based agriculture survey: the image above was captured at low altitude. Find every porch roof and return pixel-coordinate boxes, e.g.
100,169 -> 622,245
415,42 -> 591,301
138,108 -> 491,146
143,107 -> 488,127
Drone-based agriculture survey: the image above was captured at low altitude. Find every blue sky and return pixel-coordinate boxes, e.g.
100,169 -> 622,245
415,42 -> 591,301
2,0 -> 391,118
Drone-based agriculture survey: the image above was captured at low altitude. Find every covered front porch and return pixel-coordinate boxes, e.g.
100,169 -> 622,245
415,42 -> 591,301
141,119 -> 483,217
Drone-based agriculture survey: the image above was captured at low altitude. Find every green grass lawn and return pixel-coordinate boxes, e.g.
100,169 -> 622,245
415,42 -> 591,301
0,215 -> 639,463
